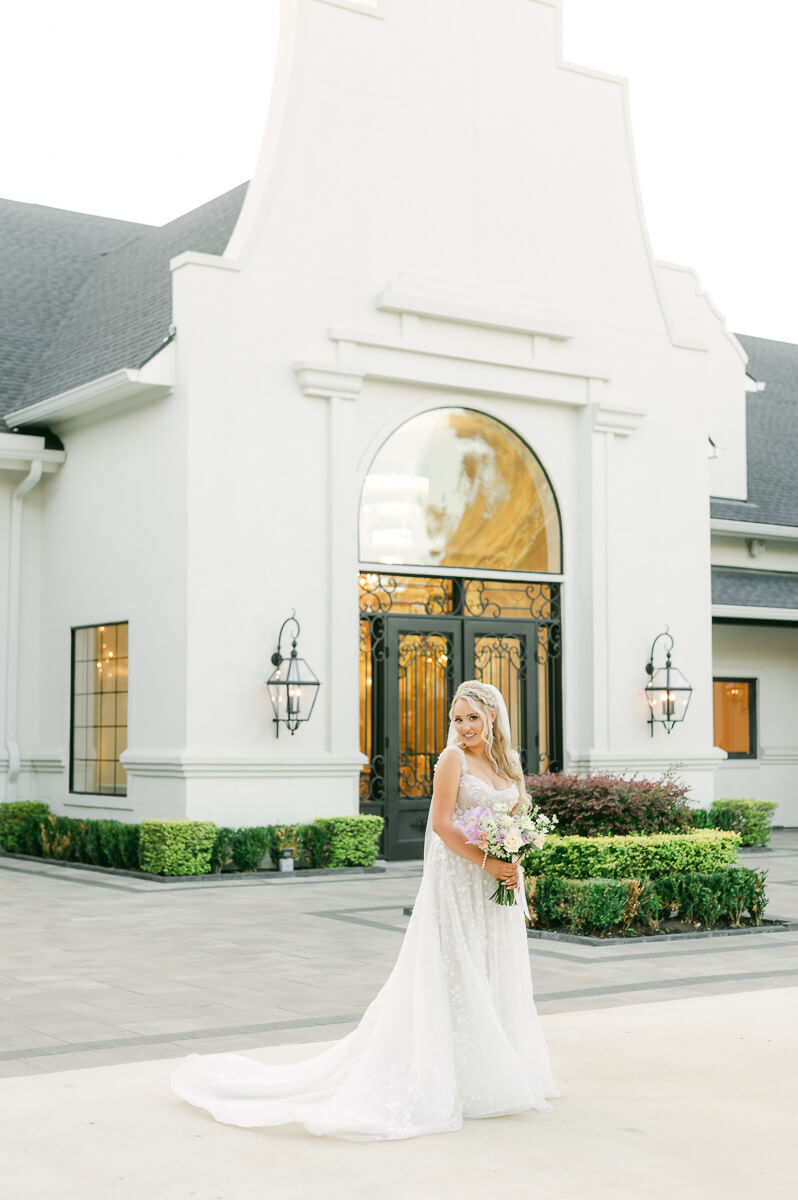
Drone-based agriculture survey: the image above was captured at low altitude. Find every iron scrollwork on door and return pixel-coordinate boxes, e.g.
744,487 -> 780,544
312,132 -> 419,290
359,574 -> 563,841
396,631 -> 454,801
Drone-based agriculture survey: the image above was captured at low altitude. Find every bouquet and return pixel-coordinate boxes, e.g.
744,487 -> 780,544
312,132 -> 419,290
454,801 -> 558,907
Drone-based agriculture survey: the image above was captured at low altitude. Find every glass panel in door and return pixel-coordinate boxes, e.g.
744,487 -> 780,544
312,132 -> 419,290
464,620 -> 538,773
384,618 -> 460,859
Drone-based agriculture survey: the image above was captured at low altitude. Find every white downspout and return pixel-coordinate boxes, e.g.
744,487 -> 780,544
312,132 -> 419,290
4,459 -> 43,803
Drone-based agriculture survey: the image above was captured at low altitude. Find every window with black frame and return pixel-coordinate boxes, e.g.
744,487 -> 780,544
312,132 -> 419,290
713,678 -> 757,759
70,622 -> 128,796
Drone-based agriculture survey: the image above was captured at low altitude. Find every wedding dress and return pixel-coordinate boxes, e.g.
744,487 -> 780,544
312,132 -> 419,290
171,746 -> 558,1141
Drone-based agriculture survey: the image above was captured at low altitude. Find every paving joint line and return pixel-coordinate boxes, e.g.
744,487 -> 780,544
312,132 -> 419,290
0,1013 -> 363,1064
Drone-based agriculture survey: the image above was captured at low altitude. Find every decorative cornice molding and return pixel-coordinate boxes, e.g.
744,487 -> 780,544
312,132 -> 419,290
567,748 -> 726,773
293,364 -> 365,400
120,751 -> 367,779
376,284 -> 573,341
0,754 -> 65,774
592,405 -> 646,437
25,754 -> 66,774
297,340 -> 609,409
327,327 -> 608,381
761,746 -> 798,765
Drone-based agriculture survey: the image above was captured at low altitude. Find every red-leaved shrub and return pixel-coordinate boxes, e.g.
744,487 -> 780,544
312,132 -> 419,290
524,772 -> 692,837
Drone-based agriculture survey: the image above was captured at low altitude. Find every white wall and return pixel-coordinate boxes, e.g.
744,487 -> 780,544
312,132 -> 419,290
28,376 -> 189,822
165,0 -> 744,817
713,622 -> 798,826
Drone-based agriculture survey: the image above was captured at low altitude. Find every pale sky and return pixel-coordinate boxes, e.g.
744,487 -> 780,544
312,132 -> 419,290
3,0 -> 796,341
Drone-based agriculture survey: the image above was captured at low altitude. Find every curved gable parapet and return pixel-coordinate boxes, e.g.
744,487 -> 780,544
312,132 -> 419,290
223,0 -> 684,344
656,261 -> 748,364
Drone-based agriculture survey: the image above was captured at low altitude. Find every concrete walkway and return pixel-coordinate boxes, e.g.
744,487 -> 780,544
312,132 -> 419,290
1,832 -> 796,1196
2,988 -> 793,1199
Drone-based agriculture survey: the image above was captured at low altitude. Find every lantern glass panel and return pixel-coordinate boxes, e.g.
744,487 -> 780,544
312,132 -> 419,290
646,664 -> 692,723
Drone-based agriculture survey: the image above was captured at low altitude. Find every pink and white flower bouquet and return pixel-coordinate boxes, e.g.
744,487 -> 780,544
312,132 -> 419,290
454,801 -> 558,907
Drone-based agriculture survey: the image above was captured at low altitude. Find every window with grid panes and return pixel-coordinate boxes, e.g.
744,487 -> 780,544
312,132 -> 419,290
70,623 -> 128,795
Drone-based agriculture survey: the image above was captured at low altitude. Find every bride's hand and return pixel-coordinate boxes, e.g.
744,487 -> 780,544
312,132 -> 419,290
485,858 -> 519,888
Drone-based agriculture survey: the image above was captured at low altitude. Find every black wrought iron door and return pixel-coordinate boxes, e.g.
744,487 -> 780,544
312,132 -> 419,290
359,576 -> 562,859
464,619 -> 539,774
383,617 -> 462,860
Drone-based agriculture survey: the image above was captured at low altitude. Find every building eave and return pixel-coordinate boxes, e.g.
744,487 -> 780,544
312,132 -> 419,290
712,605 -> 798,622
710,518 -> 798,543
5,363 -> 173,434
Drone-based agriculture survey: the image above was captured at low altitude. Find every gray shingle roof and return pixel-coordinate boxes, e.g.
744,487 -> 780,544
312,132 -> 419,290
711,335 -> 798,528
0,200 -> 151,421
712,566 -> 798,609
1,183 -> 248,426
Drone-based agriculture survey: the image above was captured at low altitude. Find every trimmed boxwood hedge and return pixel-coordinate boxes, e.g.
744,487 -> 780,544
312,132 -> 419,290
690,799 -> 778,846
2,805 -> 385,877
526,866 -> 768,936
138,820 -> 217,876
521,829 -> 740,880
307,816 -> 384,868
0,801 -> 50,854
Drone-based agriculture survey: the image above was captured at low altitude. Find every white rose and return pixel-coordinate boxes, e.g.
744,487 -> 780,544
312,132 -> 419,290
504,833 -> 522,853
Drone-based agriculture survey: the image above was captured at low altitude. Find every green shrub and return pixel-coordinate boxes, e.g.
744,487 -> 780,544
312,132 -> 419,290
559,878 -> 629,934
211,826 -> 236,873
527,866 -> 768,936
267,824 -> 311,870
656,867 -> 769,927
524,771 -> 692,836
527,875 -> 661,936
117,822 -> 141,870
83,820 -> 109,866
13,812 -> 140,870
309,815 -> 384,868
0,801 -> 51,853
304,821 -> 331,869
138,820 -> 216,876
522,829 -> 740,880
233,826 -> 273,872
713,799 -> 778,847
688,800 -> 778,846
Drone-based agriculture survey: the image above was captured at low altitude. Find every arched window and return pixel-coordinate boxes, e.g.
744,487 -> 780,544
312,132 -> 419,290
359,408 -> 561,573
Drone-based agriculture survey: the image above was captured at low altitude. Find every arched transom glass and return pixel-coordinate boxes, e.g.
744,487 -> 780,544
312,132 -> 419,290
359,408 -> 561,573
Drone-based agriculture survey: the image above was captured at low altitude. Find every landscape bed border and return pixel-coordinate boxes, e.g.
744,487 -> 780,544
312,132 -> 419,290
0,849 -> 386,883
525,918 -> 798,946
399,903 -> 798,944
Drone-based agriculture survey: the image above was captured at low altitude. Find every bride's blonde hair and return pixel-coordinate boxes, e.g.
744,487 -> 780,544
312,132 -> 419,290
447,680 -> 527,806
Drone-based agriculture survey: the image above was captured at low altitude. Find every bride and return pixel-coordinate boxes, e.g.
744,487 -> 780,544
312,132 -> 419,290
171,679 -> 558,1140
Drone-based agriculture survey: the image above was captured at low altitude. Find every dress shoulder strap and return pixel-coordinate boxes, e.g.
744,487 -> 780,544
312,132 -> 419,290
434,745 -> 467,775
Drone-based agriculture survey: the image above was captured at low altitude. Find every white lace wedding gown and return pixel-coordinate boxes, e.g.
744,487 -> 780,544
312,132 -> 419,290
171,749 -> 558,1140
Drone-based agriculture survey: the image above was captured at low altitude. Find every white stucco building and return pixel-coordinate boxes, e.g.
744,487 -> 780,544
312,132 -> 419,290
1,0 -> 796,857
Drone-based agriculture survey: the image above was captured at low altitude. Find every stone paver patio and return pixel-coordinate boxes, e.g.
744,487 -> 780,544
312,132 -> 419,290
0,831 -> 796,1076
1,833 -> 796,1197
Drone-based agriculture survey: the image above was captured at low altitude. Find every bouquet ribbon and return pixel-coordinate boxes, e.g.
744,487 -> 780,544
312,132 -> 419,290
515,859 -> 530,920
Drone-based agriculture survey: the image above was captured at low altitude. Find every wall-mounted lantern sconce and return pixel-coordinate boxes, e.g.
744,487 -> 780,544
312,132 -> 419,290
266,611 -> 320,737
644,628 -> 692,735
